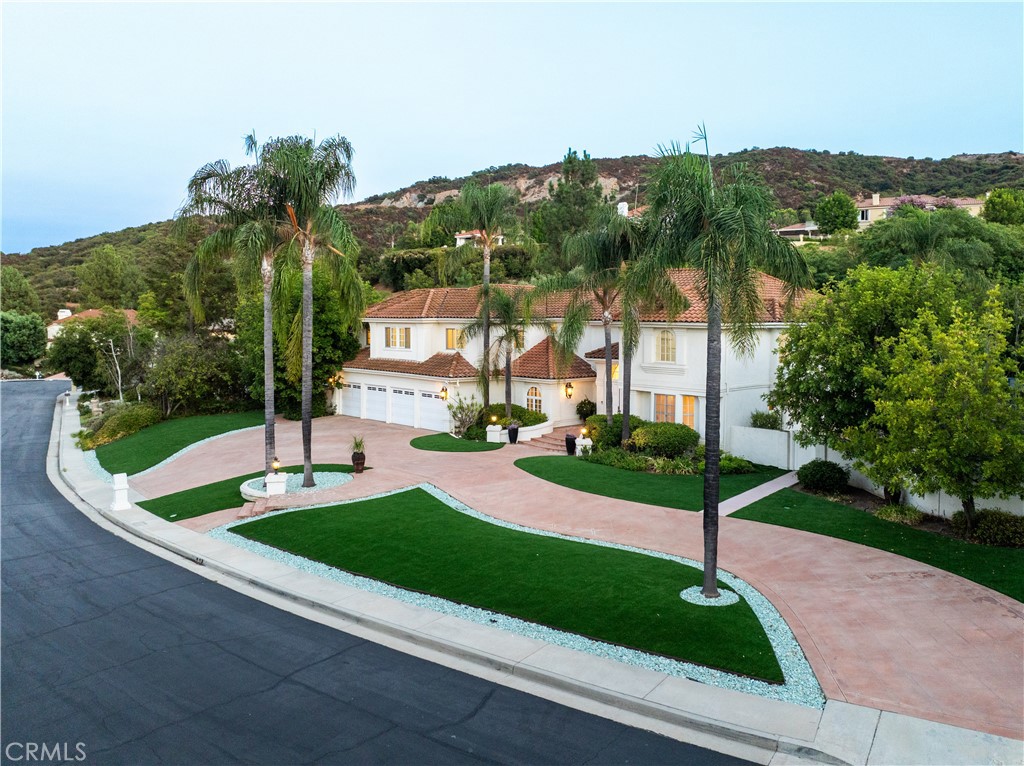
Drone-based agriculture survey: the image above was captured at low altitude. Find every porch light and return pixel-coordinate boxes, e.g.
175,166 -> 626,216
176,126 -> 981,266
491,415 -> 498,423
565,382 -> 574,399
580,427 -> 588,436
271,457 -> 280,474
440,385 -> 449,400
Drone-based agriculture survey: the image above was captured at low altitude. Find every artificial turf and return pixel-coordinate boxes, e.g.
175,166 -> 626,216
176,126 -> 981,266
514,456 -> 786,511
410,433 -> 503,452
231,487 -> 785,682
137,464 -> 353,521
732,488 -> 1024,603
96,411 -> 265,475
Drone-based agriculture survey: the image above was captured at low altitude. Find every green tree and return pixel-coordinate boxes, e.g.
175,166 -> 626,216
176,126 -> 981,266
77,244 -> 146,309
264,135 -> 363,486
0,311 -> 46,366
460,286 -> 540,419
646,133 -> 808,598
89,310 -> 156,401
814,191 -> 859,235
0,266 -> 42,316
449,181 -> 520,408
982,188 -> 1024,226
798,241 -> 859,288
767,265 -> 958,501
46,321 -> 105,389
868,293 -> 1024,527
145,335 -> 245,417
532,148 -> 604,268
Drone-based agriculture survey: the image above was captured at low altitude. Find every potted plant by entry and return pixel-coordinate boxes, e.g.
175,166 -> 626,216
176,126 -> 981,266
506,419 -> 520,445
351,435 -> 366,473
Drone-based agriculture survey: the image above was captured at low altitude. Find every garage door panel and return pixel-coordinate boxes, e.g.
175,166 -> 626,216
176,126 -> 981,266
420,392 -> 450,432
366,385 -> 386,421
341,383 -> 362,418
391,388 -> 415,426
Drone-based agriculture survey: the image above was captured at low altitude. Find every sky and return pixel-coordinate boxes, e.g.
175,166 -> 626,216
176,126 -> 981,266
2,1 -> 1022,255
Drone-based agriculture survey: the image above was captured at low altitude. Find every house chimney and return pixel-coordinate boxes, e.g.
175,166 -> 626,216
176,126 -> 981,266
871,193 -> 880,206
617,201 -> 628,217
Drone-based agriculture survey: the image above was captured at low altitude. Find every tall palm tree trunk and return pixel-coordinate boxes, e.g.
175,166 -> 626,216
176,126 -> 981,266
301,241 -> 315,488
621,338 -> 633,441
701,296 -> 722,598
262,258 -> 276,478
505,352 -> 513,419
603,314 -> 614,425
481,244 -> 492,408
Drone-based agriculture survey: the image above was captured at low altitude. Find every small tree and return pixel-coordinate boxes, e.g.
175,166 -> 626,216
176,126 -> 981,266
814,191 -> 859,235
867,293 -> 1024,529
0,267 -> 41,316
0,311 -> 46,366
77,244 -> 146,309
982,188 -> 1024,226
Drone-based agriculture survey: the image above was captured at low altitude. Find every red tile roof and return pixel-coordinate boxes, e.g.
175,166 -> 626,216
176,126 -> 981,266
49,308 -> 139,327
510,337 -> 595,380
344,348 -> 478,378
584,342 -> 619,360
364,270 -> 806,324
855,194 -> 983,209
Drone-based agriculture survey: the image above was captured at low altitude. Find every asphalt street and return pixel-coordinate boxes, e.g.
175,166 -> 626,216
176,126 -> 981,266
1,382 -> 752,765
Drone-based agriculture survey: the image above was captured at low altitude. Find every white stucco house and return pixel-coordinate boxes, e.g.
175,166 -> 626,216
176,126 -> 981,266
332,270 -> 806,449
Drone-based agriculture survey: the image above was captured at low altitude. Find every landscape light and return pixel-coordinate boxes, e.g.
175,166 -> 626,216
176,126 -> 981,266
565,382 -> 574,399
271,457 -> 280,474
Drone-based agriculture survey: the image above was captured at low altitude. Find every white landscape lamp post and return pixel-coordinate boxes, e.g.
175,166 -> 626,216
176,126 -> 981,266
266,455 -> 287,496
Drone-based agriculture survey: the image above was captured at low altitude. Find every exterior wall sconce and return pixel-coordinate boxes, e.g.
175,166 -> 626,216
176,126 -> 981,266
271,457 -> 281,474
565,382 -> 574,399
440,386 -> 449,400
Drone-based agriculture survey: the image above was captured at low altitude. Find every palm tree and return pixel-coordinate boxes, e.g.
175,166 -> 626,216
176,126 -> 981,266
453,181 -> 519,407
646,130 -> 808,598
178,147 -> 284,478
262,135 -> 363,487
460,286 -> 540,420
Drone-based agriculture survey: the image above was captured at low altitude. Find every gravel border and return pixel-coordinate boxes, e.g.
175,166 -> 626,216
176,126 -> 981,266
208,483 -> 825,708
242,471 -> 353,497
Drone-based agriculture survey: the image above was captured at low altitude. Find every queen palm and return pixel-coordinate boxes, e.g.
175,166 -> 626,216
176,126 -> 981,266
453,181 -> 519,407
646,131 -> 808,598
179,147 -> 284,478
262,135 -> 363,487
460,286 -> 540,420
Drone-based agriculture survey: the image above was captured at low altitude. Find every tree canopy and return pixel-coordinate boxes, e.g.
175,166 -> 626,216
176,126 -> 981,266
814,191 -> 859,235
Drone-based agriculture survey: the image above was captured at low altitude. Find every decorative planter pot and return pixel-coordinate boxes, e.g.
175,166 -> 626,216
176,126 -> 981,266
506,425 -> 519,445
352,451 -> 366,473
565,434 -> 577,456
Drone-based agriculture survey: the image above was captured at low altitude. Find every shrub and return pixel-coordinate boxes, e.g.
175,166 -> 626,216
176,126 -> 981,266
88,404 -> 162,448
448,394 -> 483,437
480,403 -> 546,428
585,414 -> 647,449
698,452 -> 756,475
581,447 -> 649,472
750,410 -> 783,430
953,509 -> 1024,548
575,397 -> 597,420
797,459 -> 849,494
630,422 -> 700,458
875,504 -> 924,526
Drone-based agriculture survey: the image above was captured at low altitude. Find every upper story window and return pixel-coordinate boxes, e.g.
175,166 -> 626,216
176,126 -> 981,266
859,209 -> 869,222
657,330 -> 676,363
526,386 -> 542,413
514,329 -> 525,349
365,326 -> 371,347
446,328 -> 465,350
385,327 -> 411,349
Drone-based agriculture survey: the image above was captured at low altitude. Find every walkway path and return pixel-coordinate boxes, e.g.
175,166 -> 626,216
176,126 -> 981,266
130,416 -> 1024,741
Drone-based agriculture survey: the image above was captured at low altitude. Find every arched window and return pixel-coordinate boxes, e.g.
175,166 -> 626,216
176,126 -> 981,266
526,386 -> 542,413
657,330 -> 676,362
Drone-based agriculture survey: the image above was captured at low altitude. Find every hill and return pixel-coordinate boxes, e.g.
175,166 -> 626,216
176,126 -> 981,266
4,147 -> 1020,320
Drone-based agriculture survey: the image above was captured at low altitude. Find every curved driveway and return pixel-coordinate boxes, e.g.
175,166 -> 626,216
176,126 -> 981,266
133,412 -> 1024,741
1,383 -> 746,765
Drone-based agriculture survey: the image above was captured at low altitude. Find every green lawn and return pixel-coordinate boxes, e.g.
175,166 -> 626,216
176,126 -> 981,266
232,487 -> 784,682
96,411 -> 264,475
732,489 -> 1024,603
138,464 -> 352,521
410,433 -> 503,452
514,456 -> 786,511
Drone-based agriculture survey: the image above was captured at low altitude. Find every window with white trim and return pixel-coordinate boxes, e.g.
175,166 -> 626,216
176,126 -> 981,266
526,386 -> 542,413
859,209 -> 869,222
657,330 -> 676,363
654,393 -> 675,423
385,327 -> 411,349
681,395 -> 696,428
445,328 -> 465,350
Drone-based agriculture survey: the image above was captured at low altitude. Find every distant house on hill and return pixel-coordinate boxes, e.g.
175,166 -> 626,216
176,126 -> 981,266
46,308 -> 139,346
854,192 -> 985,229
774,221 -> 823,243
454,230 -> 505,248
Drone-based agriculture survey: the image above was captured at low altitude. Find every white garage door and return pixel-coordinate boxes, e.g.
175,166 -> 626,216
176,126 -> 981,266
391,388 -> 415,426
419,392 -> 450,432
341,383 -> 361,418
365,385 -> 387,421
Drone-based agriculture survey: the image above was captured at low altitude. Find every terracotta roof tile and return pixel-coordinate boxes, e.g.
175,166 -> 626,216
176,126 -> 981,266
49,308 -> 139,327
511,337 -> 595,380
345,348 -> 477,378
584,342 -> 619,360
855,194 -> 983,209
364,285 -> 528,320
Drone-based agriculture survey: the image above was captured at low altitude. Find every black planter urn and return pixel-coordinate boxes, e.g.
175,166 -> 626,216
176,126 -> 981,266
352,451 -> 366,473
507,425 -> 519,445
565,434 -> 577,456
